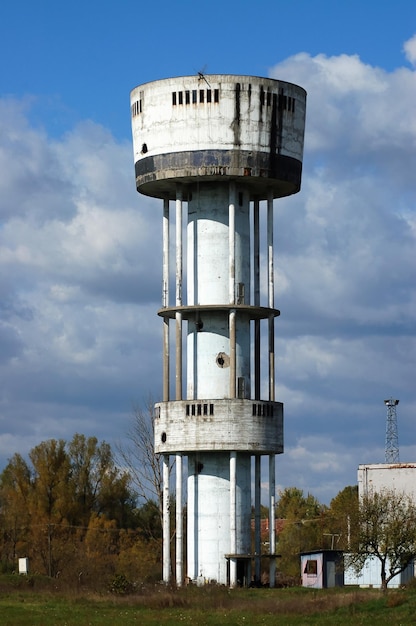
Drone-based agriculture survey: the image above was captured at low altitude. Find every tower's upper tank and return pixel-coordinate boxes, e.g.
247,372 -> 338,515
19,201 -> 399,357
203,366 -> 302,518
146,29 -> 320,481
131,75 -> 306,200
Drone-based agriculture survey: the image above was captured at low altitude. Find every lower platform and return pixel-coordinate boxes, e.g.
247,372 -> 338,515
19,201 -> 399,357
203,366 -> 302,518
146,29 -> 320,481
154,398 -> 283,454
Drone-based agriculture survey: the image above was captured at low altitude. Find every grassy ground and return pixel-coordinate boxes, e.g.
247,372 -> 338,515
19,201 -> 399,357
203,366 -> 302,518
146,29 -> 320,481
0,577 -> 415,625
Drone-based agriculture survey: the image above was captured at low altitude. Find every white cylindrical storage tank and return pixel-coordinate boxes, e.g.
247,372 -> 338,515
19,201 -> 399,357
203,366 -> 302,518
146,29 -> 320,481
131,75 -> 306,200
187,452 -> 251,582
187,182 -> 250,400
187,184 -> 250,305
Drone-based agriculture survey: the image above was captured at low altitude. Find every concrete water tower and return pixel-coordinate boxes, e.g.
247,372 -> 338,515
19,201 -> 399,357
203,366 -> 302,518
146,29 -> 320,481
130,74 -> 306,587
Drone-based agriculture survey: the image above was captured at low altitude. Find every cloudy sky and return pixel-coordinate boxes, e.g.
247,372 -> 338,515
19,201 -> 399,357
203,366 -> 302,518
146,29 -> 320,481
0,0 -> 415,504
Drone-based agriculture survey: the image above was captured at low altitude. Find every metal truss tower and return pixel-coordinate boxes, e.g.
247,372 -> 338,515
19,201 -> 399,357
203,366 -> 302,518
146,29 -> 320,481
384,398 -> 400,464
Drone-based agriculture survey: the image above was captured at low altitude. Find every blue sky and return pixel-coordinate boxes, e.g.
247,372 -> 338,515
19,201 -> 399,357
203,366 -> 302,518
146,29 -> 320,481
0,0 -> 415,504
2,0 -> 415,138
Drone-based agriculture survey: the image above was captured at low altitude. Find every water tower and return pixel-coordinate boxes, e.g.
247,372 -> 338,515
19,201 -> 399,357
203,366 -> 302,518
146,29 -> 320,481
130,74 -> 306,587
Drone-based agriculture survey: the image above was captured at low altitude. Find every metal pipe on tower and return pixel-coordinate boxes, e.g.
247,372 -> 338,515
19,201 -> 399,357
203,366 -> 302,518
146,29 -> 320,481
130,74 -> 306,587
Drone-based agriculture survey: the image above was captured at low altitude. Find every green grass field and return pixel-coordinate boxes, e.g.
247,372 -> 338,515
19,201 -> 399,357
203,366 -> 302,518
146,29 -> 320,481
1,578 -> 415,625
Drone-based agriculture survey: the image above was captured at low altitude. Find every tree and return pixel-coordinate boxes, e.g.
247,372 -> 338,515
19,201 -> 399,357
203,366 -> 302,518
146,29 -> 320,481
98,467 -> 137,529
348,488 -> 416,590
135,500 -> 162,542
68,434 -> 111,524
276,487 -> 323,521
118,528 -> 161,583
276,488 -> 326,579
68,434 -> 135,527
327,485 -> 359,551
29,439 -> 71,577
29,439 -> 71,519
0,453 -> 32,568
0,434 -> 139,580
117,402 -> 172,524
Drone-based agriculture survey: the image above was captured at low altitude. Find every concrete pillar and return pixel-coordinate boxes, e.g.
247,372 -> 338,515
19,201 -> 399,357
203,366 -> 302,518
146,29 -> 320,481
253,199 -> 260,400
175,186 -> 183,400
254,454 -> 261,582
163,197 -> 170,401
163,454 -> 170,583
176,453 -> 183,586
229,451 -> 237,587
267,192 -> 275,402
269,454 -> 276,587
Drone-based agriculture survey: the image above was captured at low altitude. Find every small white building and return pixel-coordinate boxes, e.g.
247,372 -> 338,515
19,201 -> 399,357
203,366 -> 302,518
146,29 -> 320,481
352,462 -> 416,588
358,463 -> 416,500
301,550 -> 344,589
345,555 -> 415,589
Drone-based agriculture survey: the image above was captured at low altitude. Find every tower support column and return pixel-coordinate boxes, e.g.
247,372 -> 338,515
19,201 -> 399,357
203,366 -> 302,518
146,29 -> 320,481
162,197 -> 170,401
175,186 -> 183,400
162,454 -> 170,583
254,199 -> 261,400
176,453 -> 183,586
269,454 -> 276,587
267,192 -> 275,402
229,451 -> 237,587
254,454 -> 261,582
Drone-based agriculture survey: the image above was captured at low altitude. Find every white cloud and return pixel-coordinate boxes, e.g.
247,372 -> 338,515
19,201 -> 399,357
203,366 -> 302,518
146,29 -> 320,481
0,42 -> 415,505
0,110 -> 162,467
403,34 -> 416,66
270,49 -> 416,168
270,51 -> 416,341
269,45 -> 416,501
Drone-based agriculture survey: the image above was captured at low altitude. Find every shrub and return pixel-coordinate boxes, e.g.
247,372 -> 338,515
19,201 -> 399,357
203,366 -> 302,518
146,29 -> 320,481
109,573 -> 134,595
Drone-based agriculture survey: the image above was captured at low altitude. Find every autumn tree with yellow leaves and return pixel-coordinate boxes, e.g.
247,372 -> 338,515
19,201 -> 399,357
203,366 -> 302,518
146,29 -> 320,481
0,434 -> 160,585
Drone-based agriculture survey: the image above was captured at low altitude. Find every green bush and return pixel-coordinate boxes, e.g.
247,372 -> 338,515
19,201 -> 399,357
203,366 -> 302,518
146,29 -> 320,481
109,573 -> 134,595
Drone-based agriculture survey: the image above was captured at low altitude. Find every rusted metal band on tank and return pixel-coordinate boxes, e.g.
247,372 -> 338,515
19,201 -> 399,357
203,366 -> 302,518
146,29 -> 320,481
135,149 -> 302,199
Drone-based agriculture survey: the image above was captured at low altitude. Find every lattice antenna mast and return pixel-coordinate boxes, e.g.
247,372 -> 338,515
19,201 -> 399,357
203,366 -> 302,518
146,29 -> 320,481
384,398 -> 400,463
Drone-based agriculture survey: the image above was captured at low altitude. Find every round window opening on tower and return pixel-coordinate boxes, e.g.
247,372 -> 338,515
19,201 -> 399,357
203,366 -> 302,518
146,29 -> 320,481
216,352 -> 230,368
161,432 -> 167,443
